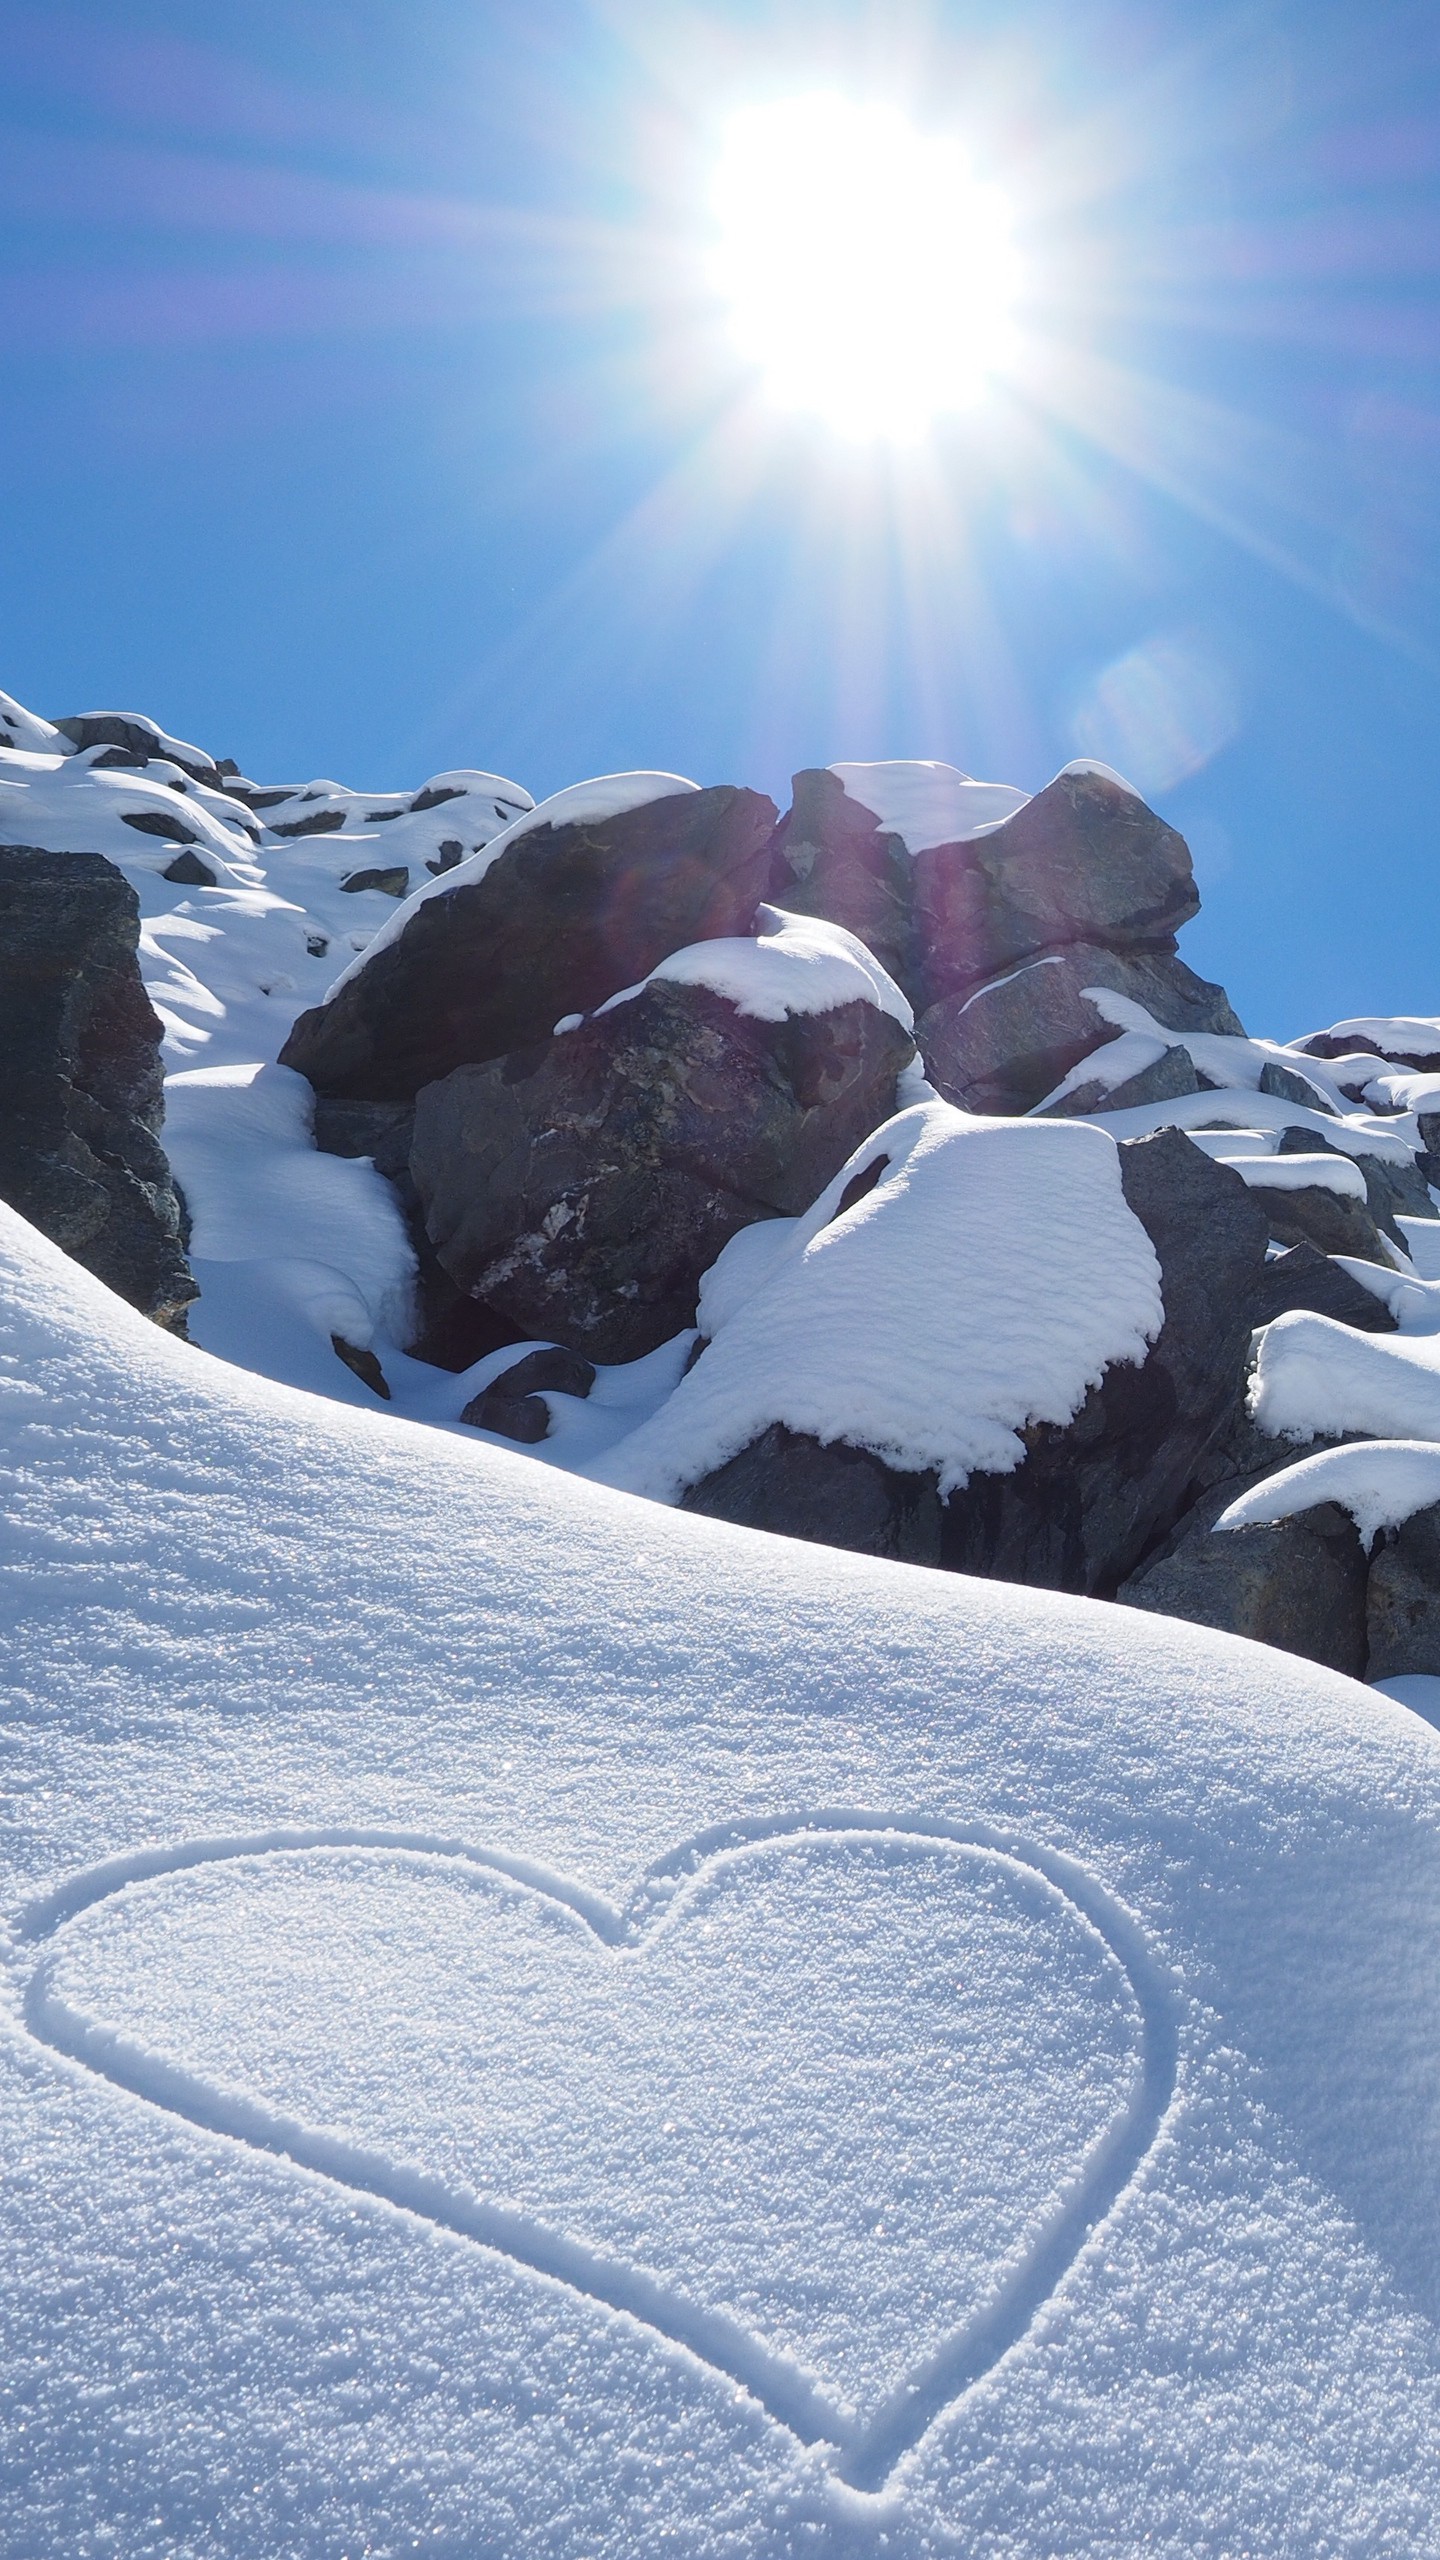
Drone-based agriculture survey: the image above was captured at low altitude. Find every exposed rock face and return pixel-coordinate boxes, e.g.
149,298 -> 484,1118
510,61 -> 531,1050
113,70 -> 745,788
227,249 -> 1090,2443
683,1129 -> 1270,1594
1243,1178 -> 1396,1265
53,710 -> 224,788
1366,1505 -> 1440,1680
0,847 -> 196,1329
1045,1045 -> 1202,1119
937,1130 -> 1269,1593
766,770 -> 916,995
409,980 -> 914,1363
1118,1483 -> 1368,1675
913,769 -> 1200,1005
461,1346 -> 598,1444
681,1423 -> 943,1563
917,940 -> 1241,1117
281,785 -> 777,1103
1252,1243 -> 1398,1333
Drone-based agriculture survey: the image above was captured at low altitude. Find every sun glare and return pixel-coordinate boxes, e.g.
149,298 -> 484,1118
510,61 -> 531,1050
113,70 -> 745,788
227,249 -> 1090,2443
710,96 -> 1022,442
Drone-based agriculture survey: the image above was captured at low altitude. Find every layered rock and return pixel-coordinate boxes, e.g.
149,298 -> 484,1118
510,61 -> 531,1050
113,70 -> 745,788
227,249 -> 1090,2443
917,941 -> 1241,1117
0,847 -> 196,1329
410,975 -> 914,1364
281,783 -> 777,1104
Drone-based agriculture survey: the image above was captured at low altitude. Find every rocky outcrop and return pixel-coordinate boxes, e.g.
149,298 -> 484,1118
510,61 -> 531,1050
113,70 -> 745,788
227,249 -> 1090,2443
917,940 -> 1240,1117
1118,1481 -> 1368,1675
1252,1243 -> 1398,1333
410,980 -> 914,1364
1366,1505 -> 1440,1680
766,769 -> 916,994
281,785 -> 777,1103
0,847 -> 196,1329
683,1129 -> 1269,1594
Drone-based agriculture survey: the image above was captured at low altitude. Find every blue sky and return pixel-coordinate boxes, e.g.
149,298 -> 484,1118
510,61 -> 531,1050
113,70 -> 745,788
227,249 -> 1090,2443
2,0 -> 1438,1035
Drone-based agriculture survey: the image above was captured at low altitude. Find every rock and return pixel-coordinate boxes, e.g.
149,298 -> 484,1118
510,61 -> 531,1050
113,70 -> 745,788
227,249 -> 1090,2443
937,1129 -> 1270,1592
0,846 -> 196,1330
683,1128 -> 1269,1595
913,769 -> 1202,1006
1045,1045 -> 1202,1119
282,784 -> 777,1104
331,1335 -> 390,1399
1258,1059 -> 1336,1114
271,808 -> 347,837
681,1422 -> 943,1564
460,1345 -> 596,1442
161,849 -> 219,887
915,939 -> 1238,1116
1252,1242 -> 1398,1333
409,979 -> 914,1363
1270,1124 -> 1423,1246
1243,1177 -> 1396,1264
340,866 -> 409,898
1117,1482 -> 1368,1676
119,808 -> 201,847
766,769 -> 916,996
1367,1504 -> 1440,1679
53,710 -> 222,788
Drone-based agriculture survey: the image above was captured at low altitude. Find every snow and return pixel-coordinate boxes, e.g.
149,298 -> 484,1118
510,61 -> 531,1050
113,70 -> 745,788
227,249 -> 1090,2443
599,1102 -> 1164,1504
1220,1149 -> 1370,1200
1372,1674 -> 1440,1725
585,904 -> 914,1034
1042,990 -> 1356,1118
1302,1015 -> 1440,1061
1216,1440 -> 1440,1547
320,770 -> 700,1003
6,1205 -> 1440,2552
1251,1313 -> 1440,1447
827,760 -> 1029,849
1051,1079 -> 1418,1165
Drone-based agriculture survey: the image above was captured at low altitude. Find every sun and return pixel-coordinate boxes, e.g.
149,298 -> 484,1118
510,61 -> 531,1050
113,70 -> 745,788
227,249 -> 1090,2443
710,95 -> 1022,443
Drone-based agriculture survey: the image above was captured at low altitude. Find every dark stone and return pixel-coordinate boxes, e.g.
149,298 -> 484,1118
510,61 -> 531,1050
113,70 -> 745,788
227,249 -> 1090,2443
938,1129 -> 1270,1594
312,1097 -> 416,1184
161,849 -> 218,886
407,1282 -> 526,1373
331,1334 -> 390,1399
481,1346 -> 596,1402
1418,1112 -> 1440,1161
340,866 -> 409,898
1045,1044 -> 1202,1119
1252,1242 -> 1398,1333
53,711 -> 222,788
1367,1505 -> 1440,1679
409,979 -> 914,1363
460,1347 -> 596,1441
1244,1181 -> 1395,1262
426,841 -> 465,874
271,807 -> 346,838
282,784 -> 778,1105
1259,1059 -> 1336,1114
1117,1483 -> 1368,1675
0,846 -> 196,1329
465,1389 -> 551,1444
766,770 -> 917,996
682,1423 -> 943,1564
1300,1028 -> 1440,1072
914,769 -> 1202,1006
410,782 -> 466,812
917,939 -> 1238,1117
120,808 -> 201,847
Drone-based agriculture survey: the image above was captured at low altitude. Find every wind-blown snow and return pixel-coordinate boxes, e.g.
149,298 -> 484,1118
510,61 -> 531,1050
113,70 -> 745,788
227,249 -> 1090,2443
600,1103 -> 1163,1504
584,905 -> 914,1034
827,760 -> 1029,849
4,1207 -> 1440,2553
1216,1440 -> 1440,1548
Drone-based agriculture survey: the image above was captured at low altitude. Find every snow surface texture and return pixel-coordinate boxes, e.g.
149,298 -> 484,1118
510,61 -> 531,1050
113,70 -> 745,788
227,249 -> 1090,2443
602,1104 -> 1164,1503
1216,1441 -> 1440,1548
581,903 -> 914,1035
6,1207 -> 1440,2554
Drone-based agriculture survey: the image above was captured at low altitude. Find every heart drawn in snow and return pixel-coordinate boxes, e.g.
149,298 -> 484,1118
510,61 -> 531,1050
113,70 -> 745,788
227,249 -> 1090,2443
18,1815 -> 1176,2490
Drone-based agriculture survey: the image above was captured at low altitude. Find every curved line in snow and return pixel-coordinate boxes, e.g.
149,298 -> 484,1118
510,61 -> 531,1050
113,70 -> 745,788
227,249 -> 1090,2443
10,1811 -> 1179,2492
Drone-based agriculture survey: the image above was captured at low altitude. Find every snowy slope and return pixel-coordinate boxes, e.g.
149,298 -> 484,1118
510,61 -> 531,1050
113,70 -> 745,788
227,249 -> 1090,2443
4,1206 -> 1440,2556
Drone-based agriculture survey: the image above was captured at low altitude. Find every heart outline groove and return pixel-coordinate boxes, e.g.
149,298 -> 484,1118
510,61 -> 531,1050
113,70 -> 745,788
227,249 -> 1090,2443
12,1810 -> 1178,2492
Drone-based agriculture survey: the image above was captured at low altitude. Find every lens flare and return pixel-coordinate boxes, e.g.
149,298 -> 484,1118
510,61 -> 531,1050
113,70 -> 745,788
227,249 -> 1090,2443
710,95 -> 1021,442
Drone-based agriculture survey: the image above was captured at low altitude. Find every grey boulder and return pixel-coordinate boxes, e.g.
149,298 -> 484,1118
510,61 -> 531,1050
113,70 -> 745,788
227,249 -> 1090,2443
409,979 -> 914,1364
765,769 -> 917,996
1366,1504 -> 1440,1680
913,768 -> 1201,1005
282,784 -> 777,1103
917,939 -> 1240,1117
1117,1480 -> 1368,1676
0,846 -> 196,1330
